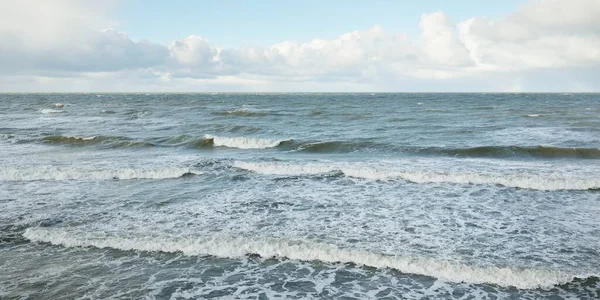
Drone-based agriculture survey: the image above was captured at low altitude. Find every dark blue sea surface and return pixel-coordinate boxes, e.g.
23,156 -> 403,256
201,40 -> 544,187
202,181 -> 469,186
1,93 -> 599,299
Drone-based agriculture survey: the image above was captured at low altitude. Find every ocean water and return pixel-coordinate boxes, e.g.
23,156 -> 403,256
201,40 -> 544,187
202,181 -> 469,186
1,93 -> 599,299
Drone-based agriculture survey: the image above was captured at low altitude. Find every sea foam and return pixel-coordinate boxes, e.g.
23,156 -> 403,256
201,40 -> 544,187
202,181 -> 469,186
0,166 -> 201,181
233,161 -> 600,191
207,135 -> 289,149
23,227 -> 582,289
40,108 -> 64,114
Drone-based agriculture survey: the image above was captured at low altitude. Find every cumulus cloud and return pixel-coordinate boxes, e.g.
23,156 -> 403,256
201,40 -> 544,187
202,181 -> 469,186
458,0 -> 600,72
0,0 -> 167,73
0,0 -> 599,91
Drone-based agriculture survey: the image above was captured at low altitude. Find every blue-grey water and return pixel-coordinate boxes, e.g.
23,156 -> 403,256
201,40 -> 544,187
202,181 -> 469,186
1,93 -> 599,299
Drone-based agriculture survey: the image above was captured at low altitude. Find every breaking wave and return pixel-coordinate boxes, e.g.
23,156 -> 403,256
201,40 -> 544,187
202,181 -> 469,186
233,161 -> 600,191
40,109 -> 63,114
23,227 -> 590,290
205,135 -> 291,149
35,135 -> 290,150
0,166 -> 201,182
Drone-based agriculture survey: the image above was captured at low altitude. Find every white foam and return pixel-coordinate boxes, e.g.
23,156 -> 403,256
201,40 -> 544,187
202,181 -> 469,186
208,135 -> 289,149
54,103 -> 65,108
233,161 -> 599,191
23,227 -> 579,289
41,109 -> 64,114
233,161 -> 334,175
526,114 -> 540,117
0,166 -> 201,182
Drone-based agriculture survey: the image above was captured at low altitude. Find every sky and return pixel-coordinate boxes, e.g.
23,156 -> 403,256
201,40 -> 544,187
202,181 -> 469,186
0,0 -> 599,92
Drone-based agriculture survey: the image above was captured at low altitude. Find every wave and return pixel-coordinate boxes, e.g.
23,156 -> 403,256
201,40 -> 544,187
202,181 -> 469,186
213,108 -> 270,117
233,161 -> 600,191
23,227 -> 588,289
422,146 -> 600,159
40,108 -> 63,114
41,135 -> 154,148
0,166 -> 202,182
205,135 -> 291,149
36,134 -> 289,150
293,140 -> 382,153
29,134 -> 600,159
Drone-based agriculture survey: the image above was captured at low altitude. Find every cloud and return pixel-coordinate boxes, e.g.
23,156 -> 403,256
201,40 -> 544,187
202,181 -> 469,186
458,0 -> 600,71
0,0 -> 167,73
0,0 -> 599,91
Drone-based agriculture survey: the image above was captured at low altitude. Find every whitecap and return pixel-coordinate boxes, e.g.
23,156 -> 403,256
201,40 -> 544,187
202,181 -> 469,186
207,135 -> 289,149
0,166 -> 202,182
41,109 -> 64,114
233,161 -> 600,191
23,227 -> 582,290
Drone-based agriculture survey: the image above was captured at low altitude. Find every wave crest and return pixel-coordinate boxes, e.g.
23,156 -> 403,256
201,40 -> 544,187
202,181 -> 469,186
0,166 -> 201,182
23,227 -> 585,290
233,161 -> 600,191
40,109 -> 64,114
206,135 -> 290,149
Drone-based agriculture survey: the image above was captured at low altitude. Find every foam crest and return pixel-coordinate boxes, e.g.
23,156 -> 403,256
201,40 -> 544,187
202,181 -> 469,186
208,135 -> 289,149
0,166 -> 201,182
40,108 -> 64,114
233,161 -> 334,175
23,227 -> 579,289
233,161 -> 599,191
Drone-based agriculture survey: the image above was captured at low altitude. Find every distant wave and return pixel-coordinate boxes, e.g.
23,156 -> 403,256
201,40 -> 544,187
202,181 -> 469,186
40,109 -> 63,114
23,227 -> 591,290
213,108 -> 270,117
41,136 -> 154,148
0,166 -> 201,182
233,161 -> 600,191
422,146 -> 600,159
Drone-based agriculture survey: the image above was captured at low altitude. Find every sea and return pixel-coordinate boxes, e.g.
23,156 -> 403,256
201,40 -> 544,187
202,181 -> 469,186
1,93 -> 599,299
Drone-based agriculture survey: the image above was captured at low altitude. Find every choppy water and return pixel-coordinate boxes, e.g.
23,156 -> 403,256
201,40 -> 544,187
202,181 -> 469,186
1,93 -> 599,299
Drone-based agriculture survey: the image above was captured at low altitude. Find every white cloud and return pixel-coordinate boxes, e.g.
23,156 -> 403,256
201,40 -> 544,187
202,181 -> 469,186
458,0 -> 600,72
169,35 -> 218,66
0,0 -> 599,91
420,12 -> 472,67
